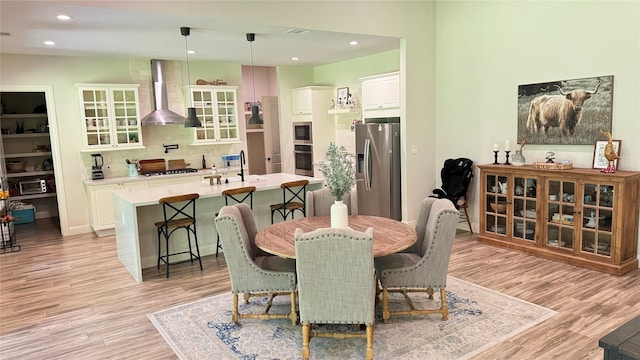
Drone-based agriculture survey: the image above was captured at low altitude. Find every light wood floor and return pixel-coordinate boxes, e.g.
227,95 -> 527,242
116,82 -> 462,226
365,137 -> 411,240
1,219 -> 638,359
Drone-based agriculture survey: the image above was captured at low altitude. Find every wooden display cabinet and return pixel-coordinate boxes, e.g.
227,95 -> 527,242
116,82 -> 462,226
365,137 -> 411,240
478,164 -> 640,275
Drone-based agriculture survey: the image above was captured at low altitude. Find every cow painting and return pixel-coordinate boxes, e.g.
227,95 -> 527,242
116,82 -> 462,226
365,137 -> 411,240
526,82 -> 601,139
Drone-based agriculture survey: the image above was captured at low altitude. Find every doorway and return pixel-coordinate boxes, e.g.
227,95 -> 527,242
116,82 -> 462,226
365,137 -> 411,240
0,86 -> 67,235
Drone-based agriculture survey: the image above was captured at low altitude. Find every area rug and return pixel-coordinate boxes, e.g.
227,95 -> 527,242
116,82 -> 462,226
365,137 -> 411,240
148,276 -> 556,359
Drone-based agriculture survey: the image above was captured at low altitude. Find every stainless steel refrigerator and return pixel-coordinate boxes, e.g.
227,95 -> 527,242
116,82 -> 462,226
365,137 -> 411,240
355,123 -> 401,220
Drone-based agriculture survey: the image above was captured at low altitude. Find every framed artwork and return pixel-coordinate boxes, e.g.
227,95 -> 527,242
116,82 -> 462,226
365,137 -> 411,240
337,87 -> 349,105
592,140 -> 621,169
516,75 -> 614,145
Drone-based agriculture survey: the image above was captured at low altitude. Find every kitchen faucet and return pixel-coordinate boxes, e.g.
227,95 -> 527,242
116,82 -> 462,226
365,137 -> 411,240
238,150 -> 246,182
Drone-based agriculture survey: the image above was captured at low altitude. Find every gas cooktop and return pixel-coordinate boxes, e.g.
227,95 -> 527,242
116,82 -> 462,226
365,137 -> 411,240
143,168 -> 199,177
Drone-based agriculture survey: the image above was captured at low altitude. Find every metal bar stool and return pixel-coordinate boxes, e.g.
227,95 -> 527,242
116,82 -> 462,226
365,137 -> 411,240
270,180 -> 309,224
215,186 -> 256,257
155,193 -> 202,278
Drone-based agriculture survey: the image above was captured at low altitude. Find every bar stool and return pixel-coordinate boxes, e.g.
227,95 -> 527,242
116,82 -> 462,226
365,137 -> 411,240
215,186 -> 256,257
270,180 -> 309,224
155,193 -> 202,278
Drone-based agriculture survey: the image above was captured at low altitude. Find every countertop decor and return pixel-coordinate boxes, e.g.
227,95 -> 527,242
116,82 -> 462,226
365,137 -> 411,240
318,142 -> 355,228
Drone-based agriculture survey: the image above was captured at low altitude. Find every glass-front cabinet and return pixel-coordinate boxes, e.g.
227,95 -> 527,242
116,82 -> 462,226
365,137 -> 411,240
478,164 -> 640,275
77,84 -> 143,150
188,86 -> 240,144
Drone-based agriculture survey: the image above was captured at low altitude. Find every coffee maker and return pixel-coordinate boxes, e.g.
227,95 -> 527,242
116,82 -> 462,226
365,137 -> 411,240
91,153 -> 104,180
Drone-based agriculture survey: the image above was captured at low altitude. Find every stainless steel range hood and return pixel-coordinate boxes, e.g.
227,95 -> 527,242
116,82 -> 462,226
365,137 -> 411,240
141,59 -> 186,126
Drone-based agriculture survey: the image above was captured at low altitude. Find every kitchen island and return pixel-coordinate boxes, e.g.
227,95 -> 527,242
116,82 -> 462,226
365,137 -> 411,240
113,173 -> 322,282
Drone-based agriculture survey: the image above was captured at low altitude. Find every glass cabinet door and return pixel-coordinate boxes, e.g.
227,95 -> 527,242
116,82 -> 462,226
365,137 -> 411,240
192,89 -> 216,141
580,183 -> 613,257
215,90 -> 238,141
512,176 -> 537,242
112,89 -> 140,145
546,179 -> 575,250
485,173 -> 508,236
81,89 -> 112,147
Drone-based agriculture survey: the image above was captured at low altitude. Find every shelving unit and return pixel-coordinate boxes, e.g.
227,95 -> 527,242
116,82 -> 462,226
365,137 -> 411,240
478,164 -> 640,275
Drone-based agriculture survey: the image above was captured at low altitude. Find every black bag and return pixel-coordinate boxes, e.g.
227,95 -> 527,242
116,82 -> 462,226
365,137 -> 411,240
430,158 -> 474,209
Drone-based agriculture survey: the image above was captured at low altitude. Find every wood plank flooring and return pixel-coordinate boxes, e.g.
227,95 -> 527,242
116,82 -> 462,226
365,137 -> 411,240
1,218 -> 639,359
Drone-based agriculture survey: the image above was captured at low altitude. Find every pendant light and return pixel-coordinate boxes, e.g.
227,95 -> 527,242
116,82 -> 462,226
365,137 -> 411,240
181,26 -> 202,128
246,33 -> 263,125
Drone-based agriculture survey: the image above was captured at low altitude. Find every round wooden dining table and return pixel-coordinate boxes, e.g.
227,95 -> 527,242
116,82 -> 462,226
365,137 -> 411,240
254,215 -> 417,259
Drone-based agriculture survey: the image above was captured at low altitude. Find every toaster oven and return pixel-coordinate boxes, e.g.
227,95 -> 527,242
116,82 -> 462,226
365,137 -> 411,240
19,179 -> 47,195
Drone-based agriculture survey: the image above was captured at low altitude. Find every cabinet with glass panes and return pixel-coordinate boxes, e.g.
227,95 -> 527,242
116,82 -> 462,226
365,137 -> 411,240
478,164 -> 640,275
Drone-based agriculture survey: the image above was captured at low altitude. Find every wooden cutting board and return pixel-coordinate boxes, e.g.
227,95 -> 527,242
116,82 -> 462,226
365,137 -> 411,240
138,159 -> 166,173
167,159 -> 190,170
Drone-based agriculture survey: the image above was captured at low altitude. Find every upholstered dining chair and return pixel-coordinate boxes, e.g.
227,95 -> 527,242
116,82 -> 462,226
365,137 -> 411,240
215,203 -> 297,326
295,227 -> 375,360
375,197 -> 459,323
270,179 -> 309,223
305,187 -> 358,216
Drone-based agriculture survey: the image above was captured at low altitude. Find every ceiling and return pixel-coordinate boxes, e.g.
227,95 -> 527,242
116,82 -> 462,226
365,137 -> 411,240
0,1 -> 400,67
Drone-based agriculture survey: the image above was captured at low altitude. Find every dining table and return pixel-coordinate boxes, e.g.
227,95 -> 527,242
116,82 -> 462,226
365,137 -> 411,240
254,215 -> 417,258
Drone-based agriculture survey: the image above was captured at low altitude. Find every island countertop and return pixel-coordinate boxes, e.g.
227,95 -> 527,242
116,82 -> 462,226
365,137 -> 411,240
112,173 -> 323,207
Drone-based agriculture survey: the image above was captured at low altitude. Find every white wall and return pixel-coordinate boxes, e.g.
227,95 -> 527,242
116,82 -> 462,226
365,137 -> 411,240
436,1 -> 640,253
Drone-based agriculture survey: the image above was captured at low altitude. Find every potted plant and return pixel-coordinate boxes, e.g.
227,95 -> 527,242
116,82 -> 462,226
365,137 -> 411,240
318,143 -> 355,228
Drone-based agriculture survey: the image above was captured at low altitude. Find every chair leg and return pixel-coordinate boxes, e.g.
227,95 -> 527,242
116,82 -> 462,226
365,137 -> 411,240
382,288 -> 390,324
215,233 -> 221,257
464,208 -> 473,234
157,228 -> 162,270
192,227 -> 202,271
301,323 -> 310,360
427,287 -> 434,299
440,287 -> 449,320
366,324 -> 374,360
289,291 -> 297,326
165,233 -> 170,278
232,293 -> 239,326
186,229 -> 194,264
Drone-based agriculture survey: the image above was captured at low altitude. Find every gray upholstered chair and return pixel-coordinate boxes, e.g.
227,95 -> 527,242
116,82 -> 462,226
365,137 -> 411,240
305,187 -> 358,216
375,197 -> 459,323
215,203 -> 297,326
295,227 -> 375,360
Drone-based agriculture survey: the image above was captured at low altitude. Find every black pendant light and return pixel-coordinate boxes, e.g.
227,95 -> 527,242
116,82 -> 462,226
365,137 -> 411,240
246,33 -> 263,125
181,26 -> 202,128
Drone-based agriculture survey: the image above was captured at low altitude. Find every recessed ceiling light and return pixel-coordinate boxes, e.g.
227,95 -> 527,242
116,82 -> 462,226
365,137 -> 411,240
187,50 -> 196,54
57,14 -> 72,21
350,41 -> 359,46
44,40 -> 55,46
291,57 -> 299,61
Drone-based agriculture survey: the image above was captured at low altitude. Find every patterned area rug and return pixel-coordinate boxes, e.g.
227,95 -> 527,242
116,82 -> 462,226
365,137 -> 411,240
148,276 -> 556,359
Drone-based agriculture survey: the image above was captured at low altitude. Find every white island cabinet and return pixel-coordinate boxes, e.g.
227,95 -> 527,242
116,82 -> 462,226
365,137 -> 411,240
113,173 -> 322,282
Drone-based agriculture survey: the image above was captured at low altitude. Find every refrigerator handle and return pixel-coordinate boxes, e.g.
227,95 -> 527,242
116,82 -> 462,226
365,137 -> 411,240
364,138 -> 371,191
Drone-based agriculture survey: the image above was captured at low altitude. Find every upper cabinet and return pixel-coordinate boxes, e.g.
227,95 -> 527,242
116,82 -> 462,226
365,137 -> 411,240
188,85 -> 240,144
360,72 -> 400,119
291,86 -> 333,122
77,84 -> 144,151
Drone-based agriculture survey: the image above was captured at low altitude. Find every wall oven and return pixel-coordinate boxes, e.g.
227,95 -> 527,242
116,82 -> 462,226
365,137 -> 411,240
294,144 -> 314,177
293,122 -> 312,144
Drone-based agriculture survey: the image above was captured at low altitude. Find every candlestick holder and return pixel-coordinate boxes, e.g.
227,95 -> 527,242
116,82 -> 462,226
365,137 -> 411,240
504,150 -> 511,165
493,151 -> 499,165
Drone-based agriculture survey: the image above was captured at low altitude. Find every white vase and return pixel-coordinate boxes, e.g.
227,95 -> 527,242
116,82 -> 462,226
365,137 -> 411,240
330,200 -> 348,228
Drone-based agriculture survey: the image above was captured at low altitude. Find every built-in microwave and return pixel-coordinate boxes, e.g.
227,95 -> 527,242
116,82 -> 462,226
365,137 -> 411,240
19,179 -> 47,195
293,122 -> 312,144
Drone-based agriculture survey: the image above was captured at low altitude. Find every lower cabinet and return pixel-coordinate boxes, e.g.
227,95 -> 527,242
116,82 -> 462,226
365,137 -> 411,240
478,164 -> 640,275
86,180 -> 149,236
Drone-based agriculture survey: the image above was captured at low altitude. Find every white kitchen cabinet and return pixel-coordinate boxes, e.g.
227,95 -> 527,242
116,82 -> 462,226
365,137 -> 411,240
291,86 -> 333,122
360,72 -> 400,119
86,180 -> 148,236
188,85 -> 240,144
76,84 -> 144,151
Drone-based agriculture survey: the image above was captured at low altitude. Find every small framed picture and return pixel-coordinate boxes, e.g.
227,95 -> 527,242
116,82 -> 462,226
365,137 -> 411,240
592,140 -> 621,169
337,87 -> 349,105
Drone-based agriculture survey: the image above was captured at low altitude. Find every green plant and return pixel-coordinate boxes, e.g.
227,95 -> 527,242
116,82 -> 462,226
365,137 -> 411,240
318,143 -> 355,201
